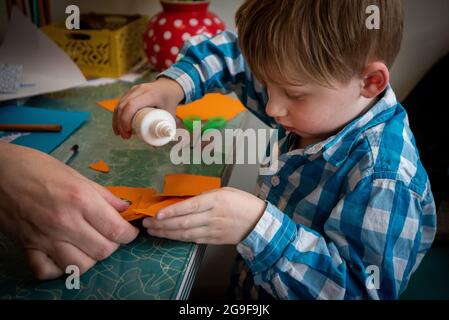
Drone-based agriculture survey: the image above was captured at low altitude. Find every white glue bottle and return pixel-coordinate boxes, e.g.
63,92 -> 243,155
131,107 -> 177,147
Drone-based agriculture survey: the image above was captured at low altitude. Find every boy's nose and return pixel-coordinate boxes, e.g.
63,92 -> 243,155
266,99 -> 288,118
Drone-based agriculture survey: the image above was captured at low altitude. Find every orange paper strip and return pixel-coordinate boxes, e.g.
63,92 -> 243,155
96,98 -> 120,112
121,212 -> 146,222
133,197 -> 190,217
89,160 -> 110,173
160,174 -> 221,196
96,94 -> 247,122
176,93 -> 246,121
106,186 -> 157,221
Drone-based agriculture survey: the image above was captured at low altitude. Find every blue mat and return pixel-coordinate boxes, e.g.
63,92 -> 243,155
0,105 -> 90,154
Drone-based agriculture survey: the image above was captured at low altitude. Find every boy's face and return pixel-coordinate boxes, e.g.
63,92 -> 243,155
266,76 -> 372,145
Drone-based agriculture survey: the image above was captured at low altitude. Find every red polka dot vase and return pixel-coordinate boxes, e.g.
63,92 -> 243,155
144,0 -> 226,71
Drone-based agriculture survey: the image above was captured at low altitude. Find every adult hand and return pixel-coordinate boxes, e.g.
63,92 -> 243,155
0,142 -> 139,279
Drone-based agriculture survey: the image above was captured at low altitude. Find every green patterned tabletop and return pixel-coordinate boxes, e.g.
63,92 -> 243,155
0,72 -> 245,300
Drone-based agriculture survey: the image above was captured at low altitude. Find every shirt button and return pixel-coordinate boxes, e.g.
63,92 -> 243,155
271,176 -> 280,187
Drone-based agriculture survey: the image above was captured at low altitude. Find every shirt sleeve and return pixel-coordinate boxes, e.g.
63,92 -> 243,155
237,176 -> 436,300
158,31 -> 275,127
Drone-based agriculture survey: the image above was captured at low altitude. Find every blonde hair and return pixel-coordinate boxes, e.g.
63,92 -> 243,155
236,0 -> 403,86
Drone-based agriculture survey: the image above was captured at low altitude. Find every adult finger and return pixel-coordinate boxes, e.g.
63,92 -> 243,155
25,249 -> 64,280
49,242 -> 97,275
82,192 -> 139,244
88,181 -> 129,213
65,218 -> 119,262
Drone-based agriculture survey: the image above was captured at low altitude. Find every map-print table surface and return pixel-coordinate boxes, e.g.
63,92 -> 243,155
0,72 -> 246,299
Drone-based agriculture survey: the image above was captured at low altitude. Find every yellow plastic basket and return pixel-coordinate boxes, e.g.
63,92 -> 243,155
41,14 -> 148,78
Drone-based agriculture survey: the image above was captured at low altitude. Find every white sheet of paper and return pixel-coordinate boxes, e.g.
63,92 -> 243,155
0,7 -> 86,102
78,58 -> 150,87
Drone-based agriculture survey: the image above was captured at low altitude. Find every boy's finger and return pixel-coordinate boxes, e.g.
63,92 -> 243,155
157,194 -> 214,220
116,94 -> 148,138
115,86 -> 149,125
142,211 -> 210,231
116,86 -> 148,111
119,93 -> 158,135
146,226 -> 210,243
112,106 -> 119,135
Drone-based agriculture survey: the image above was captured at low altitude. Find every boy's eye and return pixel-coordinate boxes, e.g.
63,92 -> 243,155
286,93 -> 305,100
283,88 -> 306,100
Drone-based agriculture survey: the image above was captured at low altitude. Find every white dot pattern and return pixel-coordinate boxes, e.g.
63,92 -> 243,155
174,19 -> 183,28
146,12 -> 225,71
189,18 -> 198,26
163,30 -> 172,40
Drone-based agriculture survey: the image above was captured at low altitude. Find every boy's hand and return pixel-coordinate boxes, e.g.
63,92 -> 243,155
142,187 -> 267,245
113,77 -> 185,139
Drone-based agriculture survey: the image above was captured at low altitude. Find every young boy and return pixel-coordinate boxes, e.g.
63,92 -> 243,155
113,0 -> 436,299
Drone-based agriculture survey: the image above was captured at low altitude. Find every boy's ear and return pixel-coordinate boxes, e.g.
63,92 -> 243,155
360,62 -> 389,99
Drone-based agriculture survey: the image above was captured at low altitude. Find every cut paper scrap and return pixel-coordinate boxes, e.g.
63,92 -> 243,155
106,186 -> 157,222
133,197 -> 190,218
95,93 -> 247,122
89,160 -> 110,173
105,174 -> 221,221
96,98 -> 120,112
160,174 -> 221,196
176,93 -> 247,121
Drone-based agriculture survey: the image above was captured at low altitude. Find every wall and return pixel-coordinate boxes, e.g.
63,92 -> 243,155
391,0 -> 449,101
49,0 -> 241,32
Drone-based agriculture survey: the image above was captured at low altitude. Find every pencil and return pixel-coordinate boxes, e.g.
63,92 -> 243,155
62,144 -> 79,164
0,124 -> 62,132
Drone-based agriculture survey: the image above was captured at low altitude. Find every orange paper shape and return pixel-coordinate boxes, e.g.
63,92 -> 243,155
133,197 -> 190,217
89,160 -> 110,173
96,94 -> 247,122
106,186 -> 157,221
96,98 -> 120,112
121,212 -> 145,222
176,93 -> 246,121
160,174 -> 221,196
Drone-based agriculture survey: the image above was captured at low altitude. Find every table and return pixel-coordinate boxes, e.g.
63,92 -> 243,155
0,72 -> 246,300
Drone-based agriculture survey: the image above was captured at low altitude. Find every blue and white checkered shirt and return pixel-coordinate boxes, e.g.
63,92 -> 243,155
160,31 -> 436,300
